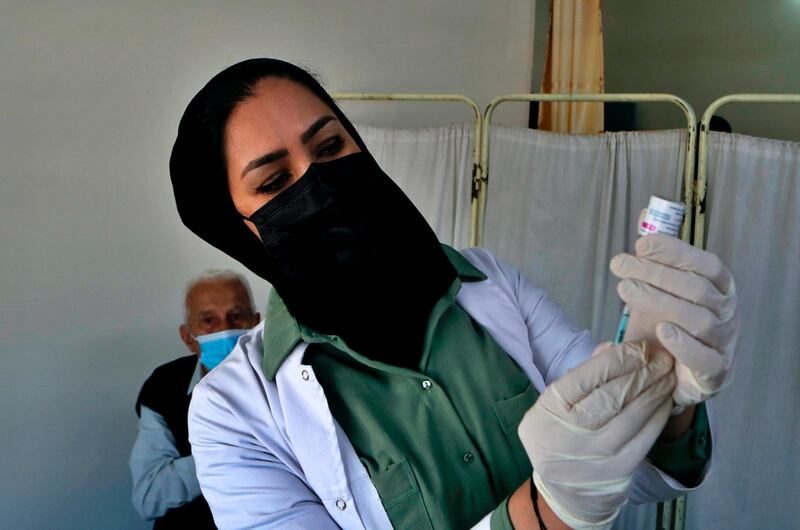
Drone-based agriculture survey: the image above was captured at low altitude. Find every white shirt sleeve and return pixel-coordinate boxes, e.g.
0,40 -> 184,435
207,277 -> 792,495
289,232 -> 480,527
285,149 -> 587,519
475,249 -> 714,503
469,248 -> 597,383
188,381 -> 342,530
129,405 -> 202,520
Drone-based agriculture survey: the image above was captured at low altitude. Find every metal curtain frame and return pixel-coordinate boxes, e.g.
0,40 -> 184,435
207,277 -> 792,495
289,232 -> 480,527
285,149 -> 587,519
332,92 -> 484,246
481,94 -> 697,530
479,93 -> 698,247
696,93 -> 800,248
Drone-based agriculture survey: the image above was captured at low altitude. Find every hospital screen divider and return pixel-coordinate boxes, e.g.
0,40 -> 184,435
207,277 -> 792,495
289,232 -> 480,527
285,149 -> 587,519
332,91 -> 696,530
692,94 -> 800,528
695,94 -> 800,247
479,93 -> 697,248
480,93 -> 697,530
329,91 -> 800,530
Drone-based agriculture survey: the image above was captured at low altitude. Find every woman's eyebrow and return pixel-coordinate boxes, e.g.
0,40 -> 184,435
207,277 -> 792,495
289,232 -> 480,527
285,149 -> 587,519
240,116 -> 338,178
301,115 -> 337,144
241,148 -> 289,178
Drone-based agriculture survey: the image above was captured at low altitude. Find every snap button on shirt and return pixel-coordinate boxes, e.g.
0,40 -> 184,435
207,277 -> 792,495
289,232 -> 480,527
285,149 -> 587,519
301,369 -> 310,381
421,379 -> 433,390
335,499 -> 347,511
462,452 -> 474,464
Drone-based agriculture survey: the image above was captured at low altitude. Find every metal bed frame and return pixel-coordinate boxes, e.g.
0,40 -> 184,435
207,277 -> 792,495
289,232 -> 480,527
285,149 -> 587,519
695,94 -> 800,249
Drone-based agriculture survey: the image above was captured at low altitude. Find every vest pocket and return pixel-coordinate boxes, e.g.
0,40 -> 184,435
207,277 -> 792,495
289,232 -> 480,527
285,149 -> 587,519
493,383 -> 539,476
371,459 -> 433,530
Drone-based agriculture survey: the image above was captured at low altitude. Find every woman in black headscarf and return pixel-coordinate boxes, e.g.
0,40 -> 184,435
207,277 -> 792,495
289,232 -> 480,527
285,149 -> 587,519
170,59 -> 721,530
172,59 -> 456,370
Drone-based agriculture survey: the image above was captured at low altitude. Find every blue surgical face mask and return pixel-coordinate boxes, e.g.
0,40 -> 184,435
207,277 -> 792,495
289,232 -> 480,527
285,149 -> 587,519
193,329 -> 248,370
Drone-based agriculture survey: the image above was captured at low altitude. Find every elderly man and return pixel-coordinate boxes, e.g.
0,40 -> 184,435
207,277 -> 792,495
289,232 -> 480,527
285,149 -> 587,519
130,270 -> 260,529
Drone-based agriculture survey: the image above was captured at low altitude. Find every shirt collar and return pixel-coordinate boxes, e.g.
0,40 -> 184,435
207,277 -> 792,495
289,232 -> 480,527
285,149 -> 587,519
440,244 -> 486,282
262,244 -> 487,380
187,359 -> 203,395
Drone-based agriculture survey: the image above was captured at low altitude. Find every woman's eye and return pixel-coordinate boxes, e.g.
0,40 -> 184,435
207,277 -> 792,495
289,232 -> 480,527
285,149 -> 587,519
316,136 -> 344,159
256,171 -> 291,195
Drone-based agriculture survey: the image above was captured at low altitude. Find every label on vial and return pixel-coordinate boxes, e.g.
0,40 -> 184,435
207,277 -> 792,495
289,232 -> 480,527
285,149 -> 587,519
638,196 -> 685,237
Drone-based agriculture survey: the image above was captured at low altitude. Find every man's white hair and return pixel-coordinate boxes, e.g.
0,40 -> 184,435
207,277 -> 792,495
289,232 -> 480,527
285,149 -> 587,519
184,269 -> 257,319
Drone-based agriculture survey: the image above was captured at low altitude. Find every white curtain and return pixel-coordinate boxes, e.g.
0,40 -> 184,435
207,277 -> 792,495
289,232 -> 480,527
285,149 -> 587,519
349,124 -> 800,527
355,123 -> 475,250
482,126 -> 687,529
483,126 -> 687,341
683,132 -> 800,529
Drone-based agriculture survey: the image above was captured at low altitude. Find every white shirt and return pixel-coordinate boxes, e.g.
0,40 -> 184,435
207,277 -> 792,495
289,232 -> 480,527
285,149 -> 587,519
189,248 -> 714,529
129,360 -> 203,520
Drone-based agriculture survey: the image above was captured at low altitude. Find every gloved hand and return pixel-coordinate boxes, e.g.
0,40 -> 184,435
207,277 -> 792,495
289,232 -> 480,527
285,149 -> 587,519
610,234 -> 739,408
518,342 -> 676,530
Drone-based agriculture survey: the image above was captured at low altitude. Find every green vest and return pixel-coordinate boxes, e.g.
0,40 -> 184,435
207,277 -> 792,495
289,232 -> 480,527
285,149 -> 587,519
261,245 -> 711,529
305,276 -> 537,529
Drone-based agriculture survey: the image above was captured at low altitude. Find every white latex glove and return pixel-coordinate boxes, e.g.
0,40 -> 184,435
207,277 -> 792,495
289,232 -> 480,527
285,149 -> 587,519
518,342 -> 676,530
611,234 -> 739,408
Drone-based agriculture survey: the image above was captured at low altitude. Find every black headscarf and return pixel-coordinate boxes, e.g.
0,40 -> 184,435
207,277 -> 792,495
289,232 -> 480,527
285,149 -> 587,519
170,59 -> 368,280
169,59 -> 456,367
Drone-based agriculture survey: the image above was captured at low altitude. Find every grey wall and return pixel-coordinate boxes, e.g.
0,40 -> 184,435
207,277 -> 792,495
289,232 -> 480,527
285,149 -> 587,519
603,0 -> 800,140
0,2 -> 533,528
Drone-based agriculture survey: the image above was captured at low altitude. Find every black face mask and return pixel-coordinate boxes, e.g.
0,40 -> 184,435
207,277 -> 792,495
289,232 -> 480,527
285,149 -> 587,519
245,152 -> 456,367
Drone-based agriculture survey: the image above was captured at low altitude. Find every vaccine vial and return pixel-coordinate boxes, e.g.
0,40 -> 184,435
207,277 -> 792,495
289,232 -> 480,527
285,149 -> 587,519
638,196 -> 685,237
